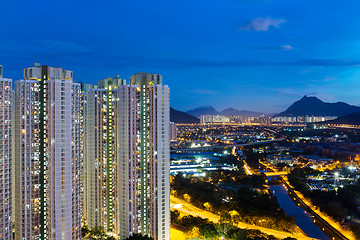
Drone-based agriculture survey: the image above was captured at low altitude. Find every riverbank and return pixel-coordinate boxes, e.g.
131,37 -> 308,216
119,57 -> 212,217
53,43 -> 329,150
271,184 -> 330,240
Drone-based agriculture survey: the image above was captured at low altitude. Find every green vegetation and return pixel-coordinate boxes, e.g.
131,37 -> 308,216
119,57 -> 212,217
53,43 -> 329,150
242,149 -> 266,169
288,167 -> 360,238
171,172 -> 296,232
81,226 -> 154,240
172,212 -> 281,240
81,226 -> 116,239
288,167 -> 320,192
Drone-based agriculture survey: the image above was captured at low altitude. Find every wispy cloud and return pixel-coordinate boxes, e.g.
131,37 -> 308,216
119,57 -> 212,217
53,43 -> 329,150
239,17 -> 285,31
35,39 -> 88,52
264,87 -> 303,96
188,88 -> 217,95
281,45 -> 293,50
250,45 -> 293,50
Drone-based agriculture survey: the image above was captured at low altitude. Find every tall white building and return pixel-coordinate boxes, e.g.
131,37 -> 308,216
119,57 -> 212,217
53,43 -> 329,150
13,63 -> 82,240
0,66 -> 13,239
83,76 -> 124,231
84,73 -> 170,240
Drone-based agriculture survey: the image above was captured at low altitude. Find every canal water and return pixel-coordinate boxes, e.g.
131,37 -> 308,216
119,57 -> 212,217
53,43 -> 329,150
270,185 -> 330,240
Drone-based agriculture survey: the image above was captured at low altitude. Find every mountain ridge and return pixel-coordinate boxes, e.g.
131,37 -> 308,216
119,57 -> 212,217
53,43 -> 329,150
327,111 -> 360,125
170,107 -> 200,124
275,95 -> 360,117
186,106 -> 264,117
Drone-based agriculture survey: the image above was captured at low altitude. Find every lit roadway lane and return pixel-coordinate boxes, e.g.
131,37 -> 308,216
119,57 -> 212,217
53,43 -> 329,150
265,171 -> 288,176
283,179 -> 354,240
170,195 -> 316,240
259,160 -> 354,240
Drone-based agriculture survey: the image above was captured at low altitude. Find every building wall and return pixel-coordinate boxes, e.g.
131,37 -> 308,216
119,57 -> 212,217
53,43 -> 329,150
115,75 -> 170,240
14,64 -> 81,240
115,85 -> 142,238
84,89 -> 110,229
0,77 -> 12,239
83,73 -> 170,240
14,80 -> 40,240
169,122 -> 177,141
72,83 -> 82,239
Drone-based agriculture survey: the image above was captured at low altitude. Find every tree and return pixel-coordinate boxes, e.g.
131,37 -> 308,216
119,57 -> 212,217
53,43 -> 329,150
203,202 -> 212,211
216,212 -> 234,238
198,223 -> 218,239
183,193 -> 191,203
87,226 -> 107,239
81,225 -> 90,238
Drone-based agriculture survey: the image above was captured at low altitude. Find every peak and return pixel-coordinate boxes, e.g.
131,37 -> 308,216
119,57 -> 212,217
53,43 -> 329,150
276,95 -> 360,117
194,106 -> 215,110
298,95 -> 322,102
222,107 -> 237,111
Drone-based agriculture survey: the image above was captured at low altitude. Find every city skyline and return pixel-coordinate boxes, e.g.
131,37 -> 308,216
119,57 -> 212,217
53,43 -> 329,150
1,0 -> 360,113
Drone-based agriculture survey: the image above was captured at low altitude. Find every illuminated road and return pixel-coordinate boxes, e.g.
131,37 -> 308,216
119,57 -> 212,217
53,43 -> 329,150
265,171 -> 288,176
170,195 -> 316,240
259,160 -> 353,240
243,161 -> 253,175
283,179 -> 354,240
327,124 -> 360,129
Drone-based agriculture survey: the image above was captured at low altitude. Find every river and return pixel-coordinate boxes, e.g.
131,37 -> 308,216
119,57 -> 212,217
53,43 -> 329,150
270,185 -> 330,240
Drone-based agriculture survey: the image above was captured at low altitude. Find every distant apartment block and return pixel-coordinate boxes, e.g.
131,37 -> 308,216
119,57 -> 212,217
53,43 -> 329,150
272,116 -> 337,123
170,122 -> 177,141
200,115 -> 230,124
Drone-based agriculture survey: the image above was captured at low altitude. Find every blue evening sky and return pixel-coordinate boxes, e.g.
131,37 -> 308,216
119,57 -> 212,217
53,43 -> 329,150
1,0 -> 360,113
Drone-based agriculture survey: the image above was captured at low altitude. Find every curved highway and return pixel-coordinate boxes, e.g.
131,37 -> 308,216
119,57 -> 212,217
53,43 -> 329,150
171,195 -> 316,240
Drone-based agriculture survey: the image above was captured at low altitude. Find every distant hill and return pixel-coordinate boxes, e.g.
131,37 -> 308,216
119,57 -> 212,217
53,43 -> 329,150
327,111 -> 360,125
276,96 -> 360,117
186,106 -> 218,117
186,106 -> 264,117
220,108 -> 263,117
265,113 -> 279,117
170,107 -> 200,124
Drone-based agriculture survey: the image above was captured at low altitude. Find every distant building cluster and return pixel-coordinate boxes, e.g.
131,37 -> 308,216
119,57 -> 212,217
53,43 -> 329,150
272,116 -> 337,123
200,114 -> 267,124
0,64 -> 170,240
200,115 -> 338,124
266,154 -> 298,165
170,122 -> 177,141
200,115 -> 231,123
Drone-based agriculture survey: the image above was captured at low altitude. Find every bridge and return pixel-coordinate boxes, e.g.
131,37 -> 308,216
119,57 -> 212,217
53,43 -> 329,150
264,171 -> 288,177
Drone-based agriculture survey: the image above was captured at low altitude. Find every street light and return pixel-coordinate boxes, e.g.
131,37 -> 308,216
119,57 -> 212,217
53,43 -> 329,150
334,172 -> 339,192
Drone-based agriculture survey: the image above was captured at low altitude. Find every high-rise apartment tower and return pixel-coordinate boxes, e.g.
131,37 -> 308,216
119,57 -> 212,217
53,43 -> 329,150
84,73 -> 170,240
13,63 -> 82,240
0,66 -> 13,239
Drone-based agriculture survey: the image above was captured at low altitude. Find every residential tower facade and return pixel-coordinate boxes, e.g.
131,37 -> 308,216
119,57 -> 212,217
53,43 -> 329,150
13,63 -> 82,240
84,73 -> 170,240
0,66 -> 13,239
